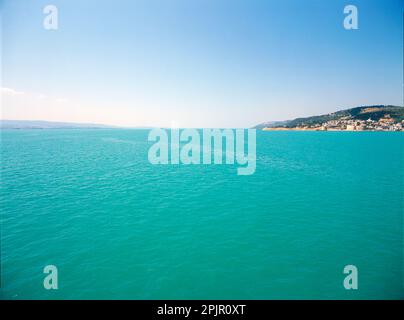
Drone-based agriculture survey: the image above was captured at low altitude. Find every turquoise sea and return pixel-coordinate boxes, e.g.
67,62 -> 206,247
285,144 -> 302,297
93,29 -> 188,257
1,129 -> 403,299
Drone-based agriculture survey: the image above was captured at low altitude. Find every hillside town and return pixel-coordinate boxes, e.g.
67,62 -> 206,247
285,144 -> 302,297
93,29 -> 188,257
294,115 -> 404,131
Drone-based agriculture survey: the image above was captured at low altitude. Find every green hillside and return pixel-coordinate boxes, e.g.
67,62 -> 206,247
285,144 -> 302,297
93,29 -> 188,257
255,105 -> 404,129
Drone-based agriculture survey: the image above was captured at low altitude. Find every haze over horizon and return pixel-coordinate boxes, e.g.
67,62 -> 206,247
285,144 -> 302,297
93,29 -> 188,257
1,0 -> 403,128
1,103 -> 403,130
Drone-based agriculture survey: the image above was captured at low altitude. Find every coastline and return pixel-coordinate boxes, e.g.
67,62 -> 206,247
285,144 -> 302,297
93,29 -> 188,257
262,127 -> 404,132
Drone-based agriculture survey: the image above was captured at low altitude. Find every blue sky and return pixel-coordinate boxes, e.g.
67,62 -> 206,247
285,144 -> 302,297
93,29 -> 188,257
1,0 -> 403,127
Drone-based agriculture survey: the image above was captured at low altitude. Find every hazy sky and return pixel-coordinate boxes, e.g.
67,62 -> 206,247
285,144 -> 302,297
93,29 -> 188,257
1,0 -> 403,128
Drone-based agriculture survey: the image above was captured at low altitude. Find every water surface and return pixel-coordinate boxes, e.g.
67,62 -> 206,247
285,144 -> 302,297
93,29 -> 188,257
1,129 -> 403,299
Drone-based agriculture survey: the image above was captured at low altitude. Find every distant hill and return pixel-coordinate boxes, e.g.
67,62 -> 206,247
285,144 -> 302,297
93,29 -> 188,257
255,105 -> 404,129
0,120 -> 119,129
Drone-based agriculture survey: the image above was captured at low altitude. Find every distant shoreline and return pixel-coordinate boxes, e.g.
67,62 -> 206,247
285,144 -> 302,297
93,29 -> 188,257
261,127 -> 404,132
0,120 -> 155,130
0,127 -> 122,129
256,105 -> 404,132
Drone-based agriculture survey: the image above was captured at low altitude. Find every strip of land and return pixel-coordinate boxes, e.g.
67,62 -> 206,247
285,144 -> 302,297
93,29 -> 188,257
256,105 -> 404,131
